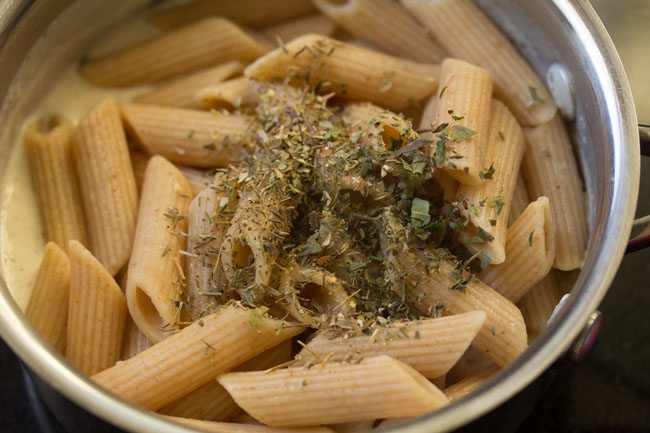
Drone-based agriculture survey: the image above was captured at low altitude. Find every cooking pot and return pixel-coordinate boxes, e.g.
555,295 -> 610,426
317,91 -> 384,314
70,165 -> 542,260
0,1 -> 644,432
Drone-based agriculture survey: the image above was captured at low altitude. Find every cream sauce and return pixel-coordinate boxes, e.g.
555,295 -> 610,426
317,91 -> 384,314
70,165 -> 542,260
0,14 -> 157,310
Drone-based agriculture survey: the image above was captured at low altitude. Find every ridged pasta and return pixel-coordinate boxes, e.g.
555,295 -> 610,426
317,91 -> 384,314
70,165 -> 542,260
518,271 -> 565,334
91,306 -> 304,411
126,156 -> 193,343
25,242 -> 70,353
245,34 -> 439,111
121,103 -> 253,168
444,365 -> 499,400
401,0 -> 556,126
298,311 -> 486,378
73,97 -> 138,276
312,0 -> 445,63
196,77 -> 258,110
66,241 -> 127,376
218,355 -> 448,426
261,14 -> 337,44
81,18 -> 268,87
134,61 -> 245,108
121,315 -> 152,360
164,417 -> 335,433
480,197 -> 555,302
24,118 -> 87,251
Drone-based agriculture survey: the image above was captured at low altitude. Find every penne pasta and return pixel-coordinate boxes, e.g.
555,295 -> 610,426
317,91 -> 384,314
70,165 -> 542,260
131,149 -> 213,195
297,311 -> 486,379
73,97 -> 138,276
66,241 -> 127,376
342,102 -> 416,149
24,117 -> 87,251
522,114 -> 587,270
121,315 -> 152,360
148,0 -> 317,31
443,365 -> 499,400
518,271 -> 565,334
130,150 -> 150,192
121,103 -> 253,168
126,155 -> 193,343
196,77 -> 259,111
165,417 -> 335,433
312,0 -> 445,63
480,197 -> 556,303
432,58 -> 493,185
245,34 -> 439,111
81,18 -> 268,87
134,61 -> 245,108
25,242 -> 70,353
160,339 -> 293,421
261,14 -> 337,44
509,175 -> 530,226
91,305 -> 305,411
218,355 -> 449,426
457,99 -> 525,263
401,0 -> 556,126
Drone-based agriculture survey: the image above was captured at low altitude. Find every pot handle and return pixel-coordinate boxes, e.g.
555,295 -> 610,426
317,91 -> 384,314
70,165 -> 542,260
626,124 -> 650,253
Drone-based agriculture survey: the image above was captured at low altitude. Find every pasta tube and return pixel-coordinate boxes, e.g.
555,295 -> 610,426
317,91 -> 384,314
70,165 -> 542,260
165,417 -> 334,433
509,175 -> 530,225
444,365 -> 499,400
196,77 -> 258,110
66,241 -> 127,376
80,18 -> 268,87
401,0 -> 556,126
518,271 -> 565,334
24,117 -> 87,251
160,339 -> 293,421
218,355 -> 449,426
121,103 -> 252,168
25,242 -> 70,353
297,311 -> 486,378
523,114 -> 587,270
73,97 -> 138,276
342,102 -> 416,148
261,14 -> 337,44
121,316 -> 152,360
245,34 -> 439,111
148,0 -> 317,31
432,58 -> 493,185
126,156 -> 193,343
131,150 -> 213,195
457,99 -> 525,263
480,197 -> 556,303
134,61 -> 245,108
91,305 -> 304,411
312,0 -> 445,63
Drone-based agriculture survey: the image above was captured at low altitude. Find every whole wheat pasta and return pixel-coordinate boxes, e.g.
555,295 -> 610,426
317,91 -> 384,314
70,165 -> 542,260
66,241 -> 127,376
444,365 -> 499,401
73,97 -> 138,276
431,58 -> 493,185
342,102 -> 416,148
129,150 -> 150,192
457,99 -> 525,263
401,0 -> 556,126
160,339 -> 293,421
261,14 -> 337,44
196,77 -> 259,110
25,242 -> 70,353
179,166 -> 215,196
81,18 -> 268,87
245,34 -> 439,111
297,311 -> 486,378
313,0 -> 445,63
522,114 -> 587,270
91,305 -> 304,411
148,0 -> 317,31
121,103 -> 252,168
480,197 -> 555,303
24,117 -> 86,251
165,417 -> 335,433
218,355 -> 448,426
509,175 -> 530,226
134,61 -> 245,108
518,271 -> 565,334
121,316 -> 152,360
126,156 -> 193,343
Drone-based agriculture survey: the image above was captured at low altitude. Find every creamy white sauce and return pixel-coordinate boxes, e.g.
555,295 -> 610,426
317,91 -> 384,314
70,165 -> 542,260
0,14 -> 157,310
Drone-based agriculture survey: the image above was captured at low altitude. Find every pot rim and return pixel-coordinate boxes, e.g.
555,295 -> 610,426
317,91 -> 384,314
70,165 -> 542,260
0,0 -> 640,432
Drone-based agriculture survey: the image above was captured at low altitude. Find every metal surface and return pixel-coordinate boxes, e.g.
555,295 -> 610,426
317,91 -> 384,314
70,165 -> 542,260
0,1 -> 641,433
569,311 -> 604,362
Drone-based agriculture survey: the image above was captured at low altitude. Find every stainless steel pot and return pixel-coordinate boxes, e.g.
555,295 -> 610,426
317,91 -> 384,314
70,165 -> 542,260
0,1 -> 642,432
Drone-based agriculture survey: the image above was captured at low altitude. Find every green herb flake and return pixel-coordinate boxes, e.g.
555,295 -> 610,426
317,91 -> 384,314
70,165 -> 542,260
446,125 -> 477,142
378,79 -> 393,93
248,306 -> 270,328
348,261 -> 367,272
435,140 -> 446,166
410,198 -> 431,225
479,253 -> 491,270
528,85 -> 545,103
479,163 -> 495,180
490,324 -> 496,336
187,129 -> 195,138
528,229 -> 535,246
489,196 -> 506,215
